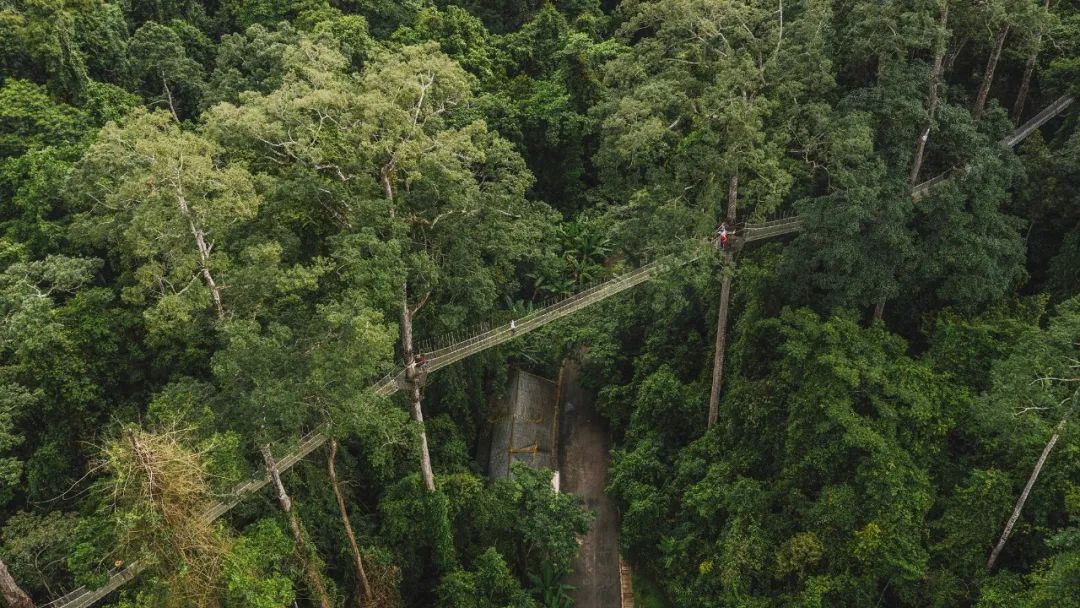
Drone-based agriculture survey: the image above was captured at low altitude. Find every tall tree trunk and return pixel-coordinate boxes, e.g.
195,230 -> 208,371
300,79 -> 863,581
261,445 -> 333,608
873,300 -> 886,321
882,2 -> 950,321
1012,0 -> 1051,122
707,173 -> 738,428
401,284 -> 436,492
988,393 -> 1077,570
943,35 -> 968,76
160,72 -> 181,124
173,163 -> 225,320
973,25 -> 1011,122
327,439 -> 373,603
910,2 -> 950,187
0,559 -> 34,608
384,159 -> 434,492
707,272 -> 734,428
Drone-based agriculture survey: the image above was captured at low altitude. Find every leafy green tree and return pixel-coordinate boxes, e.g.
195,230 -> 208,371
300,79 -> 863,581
0,384 -> 34,506
333,0 -> 425,37
204,24 -> 301,108
488,464 -> 592,580
976,298 -> 1080,573
828,0 -> 950,316
1043,2 -> 1080,94
783,115 -> 913,313
70,108 -> 259,326
596,0 -> 828,246
208,41 -> 552,491
379,474 -> 459,600
0,79 -> 95,256
436,547 -> 537,608
1012,130 -> 1080,301
122,0 -> 209,29
392,6 -> 505,80
1020,495 -> 1080,607
607,305 -> 970,605
128,21 -> 206,121
596,0 -> 834,426
908,140 -> 1026,312
0,79 -> 88,159
0,510 -> 79,599
220,519 -> 297,608
765,310 -> 962,602
218,0 -> 333,31
438,0 -> 602,34
0,0 -> 92,99
0,254 -> 106,505
949,0 -> 1043,121
499,5 -> 611,213
310,14 -> 374,70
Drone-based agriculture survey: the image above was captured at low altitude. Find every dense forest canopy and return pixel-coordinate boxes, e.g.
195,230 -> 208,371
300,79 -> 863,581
1,0 -> 1079,606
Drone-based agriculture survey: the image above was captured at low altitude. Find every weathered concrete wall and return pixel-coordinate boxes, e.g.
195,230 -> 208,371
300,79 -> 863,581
487,369 -> 558,479
558,357 -> 622,608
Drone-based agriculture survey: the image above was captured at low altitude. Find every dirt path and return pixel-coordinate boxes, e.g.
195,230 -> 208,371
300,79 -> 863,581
558,358 -> 622,608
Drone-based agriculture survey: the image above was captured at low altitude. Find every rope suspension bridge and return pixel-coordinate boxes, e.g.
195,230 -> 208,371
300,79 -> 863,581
42,95 -> 1073,608
373,214 -> 805,395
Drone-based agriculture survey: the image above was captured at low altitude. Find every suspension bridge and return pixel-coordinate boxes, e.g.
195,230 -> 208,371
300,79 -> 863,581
41,95 -> 1073,608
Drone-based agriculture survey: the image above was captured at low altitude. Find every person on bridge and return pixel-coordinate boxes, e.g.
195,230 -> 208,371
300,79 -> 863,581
416,352 -> 427,369
510,319 -> 517,335
717,223 -> 730,250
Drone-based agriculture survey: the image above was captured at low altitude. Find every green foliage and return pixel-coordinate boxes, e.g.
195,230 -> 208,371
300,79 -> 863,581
203,25 -> 300,107
0,510 -> 80,596
0,79 -> 100,255
0,383 -> 34,503
70,108 -> 259,327
528,561 -> 575,608
499,463 -> 593,579
0,79 -> 88,158
0,254 -> 108,504
218,0 -> 333,31
595,0 -> 831,252
1,2 -> 1079,606
436,547 -> 537,608
221,519 -> 296,607
379,474 -> 459,599
0,0 -> 96,99
393,6 -> 505,80
128,21 -> 206,120
783,113 -> 913,311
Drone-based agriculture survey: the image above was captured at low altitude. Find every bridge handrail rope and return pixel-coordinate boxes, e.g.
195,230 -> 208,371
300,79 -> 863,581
418,261 -> 658,354
1001,94 -> 1074,148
